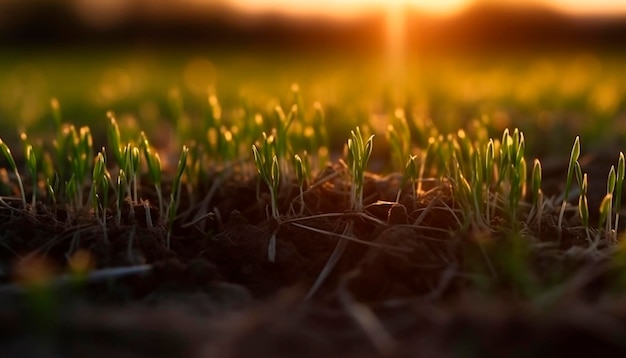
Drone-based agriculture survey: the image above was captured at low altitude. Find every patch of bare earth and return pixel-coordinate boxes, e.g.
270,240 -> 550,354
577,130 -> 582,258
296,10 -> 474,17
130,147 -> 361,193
1,159 -> 625,357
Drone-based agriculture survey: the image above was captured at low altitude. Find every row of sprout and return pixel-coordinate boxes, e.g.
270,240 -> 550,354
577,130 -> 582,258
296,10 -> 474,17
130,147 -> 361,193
0,87 -> 624,253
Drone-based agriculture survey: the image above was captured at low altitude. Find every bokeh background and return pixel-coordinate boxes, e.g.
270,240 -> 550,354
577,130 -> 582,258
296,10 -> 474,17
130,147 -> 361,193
2,0 -> 625,52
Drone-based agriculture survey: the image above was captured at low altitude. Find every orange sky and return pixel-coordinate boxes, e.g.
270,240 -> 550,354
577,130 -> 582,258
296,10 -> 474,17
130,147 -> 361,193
211,0 -> 626,17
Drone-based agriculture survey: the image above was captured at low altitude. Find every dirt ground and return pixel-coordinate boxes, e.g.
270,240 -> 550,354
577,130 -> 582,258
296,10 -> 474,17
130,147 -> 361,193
1,156 -> 626,357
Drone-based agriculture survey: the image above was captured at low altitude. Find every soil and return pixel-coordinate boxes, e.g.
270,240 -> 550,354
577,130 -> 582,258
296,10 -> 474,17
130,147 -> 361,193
1,155 -> 626,358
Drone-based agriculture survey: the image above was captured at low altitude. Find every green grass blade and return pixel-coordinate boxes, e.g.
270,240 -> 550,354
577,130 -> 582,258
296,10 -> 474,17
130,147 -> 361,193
0,138 -> 26,207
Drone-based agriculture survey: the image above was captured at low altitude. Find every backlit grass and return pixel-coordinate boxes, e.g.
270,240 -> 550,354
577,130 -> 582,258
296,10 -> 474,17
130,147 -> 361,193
1,50 -> 626,299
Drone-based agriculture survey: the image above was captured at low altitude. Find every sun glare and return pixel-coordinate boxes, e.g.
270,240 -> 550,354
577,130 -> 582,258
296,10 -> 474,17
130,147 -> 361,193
220,0 -> 469,18
201,0 -> 626,17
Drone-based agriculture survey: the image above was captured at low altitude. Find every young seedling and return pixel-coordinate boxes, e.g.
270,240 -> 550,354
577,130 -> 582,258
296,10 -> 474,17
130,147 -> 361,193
508,128 -> 527,224
140,133 -> 164,219
25,144 -> 37,210
484,139 -> 495,224
531,158 -> 544,232
128,145 -> 140,204
101,173 -> 110,232
294,153 -> 307,215
91,152 -> 109,243
107,112 -> 123,166
558,136 -> 581,235
91,152 -> 105,216
274,105 -> 297,177
452,156 -> 476,228
578,173 -> 591,243
0,138 -> 26,208
61,126 -> 94,209
599,194 -> 613,242
600,166 -> 617,241
496,129 -> 511,188
470,146 -> 489,229
509,157 -> 527,228
118,144 -> 140,219
252,137 -> 280,261
396,155 -> 417,203
116,169 -> 126,225
46,178 -> 57,208
166,145 -> 189,249
347,127 -> 374,212
252,133 -> 280,220
490,128 -> 526,229
614,152 -> 625,232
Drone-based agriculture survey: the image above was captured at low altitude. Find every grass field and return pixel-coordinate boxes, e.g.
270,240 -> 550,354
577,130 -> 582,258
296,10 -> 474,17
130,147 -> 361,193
1,49 -> 626,356
3,50 -> 624,151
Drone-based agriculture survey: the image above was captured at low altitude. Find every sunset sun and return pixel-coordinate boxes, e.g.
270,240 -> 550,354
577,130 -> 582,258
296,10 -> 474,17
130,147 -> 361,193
215,0 -> 470,17
207,0 -> 626,17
